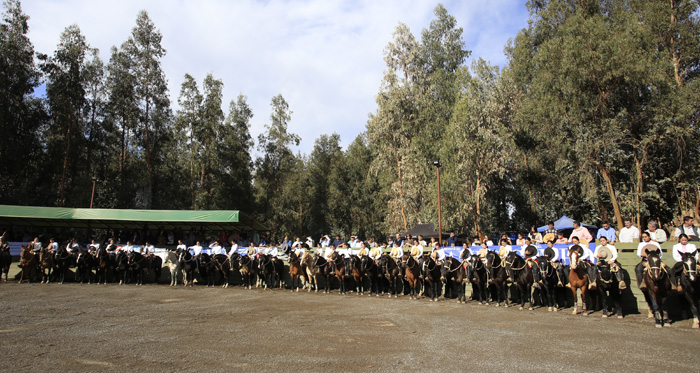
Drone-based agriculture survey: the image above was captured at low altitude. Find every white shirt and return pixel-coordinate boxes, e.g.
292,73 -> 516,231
594,244 -> 618,262
143,244 -> 154,254
342,248 -> 355,258
49,242 -> 59,252
89,243 -> 100,250
190,245 -> 203,256
675,225 -> 699,238
499,245 -> 512,255
210,244 -> 224,255
672,243 -> 699,262
294,247 -> 306,257
433,248 -> 446,261
320,237 -> 330,248
323,247 -> 335,260
291,240 -> 302,248
459,247 -> 473,259
618,226 -> 640,243
636,241 -> 662,258
176,244 -> 187,252
228,243 -> 239,256
306,238 -> 315,248
121,245 -> 134,253
269,247 -> 279,257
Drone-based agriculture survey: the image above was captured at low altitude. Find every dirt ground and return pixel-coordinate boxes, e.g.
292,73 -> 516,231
1,282 -> 699,372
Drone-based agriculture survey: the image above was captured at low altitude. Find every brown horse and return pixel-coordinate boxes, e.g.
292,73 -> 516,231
39,247 -> 54,283
568,247 -> 589,315
18,245 -> 38,283
401,253 -> 420,299
288,251 -> 302,292
331,252 -> 349,294
642,250 -> 671,328
349,255 -> 365,295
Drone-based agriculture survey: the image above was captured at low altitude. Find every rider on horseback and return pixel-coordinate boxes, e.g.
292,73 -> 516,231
430,244 -> 445,268
521,242 -> 541,288
593,236 -> 626,289
369,244 -> 382,265
543,240 -> 562,286
566,237 -> 596,289
635,232 -> 663,291
668,234 -> 699,292
390,243 -> 403,276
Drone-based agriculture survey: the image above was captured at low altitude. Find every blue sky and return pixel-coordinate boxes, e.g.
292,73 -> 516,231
23,0 -> 530,154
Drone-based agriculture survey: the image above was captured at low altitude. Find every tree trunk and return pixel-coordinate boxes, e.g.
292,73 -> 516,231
144,92 -> 153,207
474,174 -> 482,239
190,130 -> 195,209
58,115 -> 71,207
394,152 -> 408,232
523,152 -> 536,213
598,164 -> 623,229
634,152 -> 645,228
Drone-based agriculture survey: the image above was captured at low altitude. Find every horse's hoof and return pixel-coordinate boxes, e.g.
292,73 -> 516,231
655,324 -> 662,328
528,307 -> 533,311
495,304 -> 500,307
547,307 -> 552,312
602,314 -> 608,318
617,315 -> 623,319
553,308 -> 558,312
692,319 -> 699,329
572,310 -> 577,315
519,306 -> 523,310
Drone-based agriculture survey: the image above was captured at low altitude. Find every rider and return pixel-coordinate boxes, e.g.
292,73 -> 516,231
176,239 -> 187,253
209,240 -> 225,255
105,239 -> 116,254
246,243 -> 258,258
88,239 -> 100,255
143,242 -> 155,256
498,239 -> 512,260
410,239 -> 423,264
567,237 -> 596,289
521,242 -> 541,288
369,244 -> 383,264
430,244 -> 446,267
189,241 -> 203,257
593,236 -> 626,289
635,232 -> 663,291
324,244 -> 336,262
389,242 -> 403,276
31,237 -> 42,254
48,238 -> 59,253
358,242 -> 369,257
669,234 -> 699,292
543,240 -> 562,287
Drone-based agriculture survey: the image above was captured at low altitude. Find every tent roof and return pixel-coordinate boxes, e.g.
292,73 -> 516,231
0,205 -> 267,232
537,215 -> 596,232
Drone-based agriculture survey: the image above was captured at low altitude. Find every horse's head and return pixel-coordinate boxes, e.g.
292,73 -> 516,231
569,246 -> 581,270
360,255 -> 372,271
681,251 -> 698,282
645,251 -> 664,282
504,252 -> 519,282
537,256 -> 550,277
439,258 -> 450,281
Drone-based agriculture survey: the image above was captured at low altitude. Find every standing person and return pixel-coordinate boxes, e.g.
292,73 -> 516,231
635,232 -> 663,290
596,221 -> 617,244
319,235 -> 330,248
619,219 -> 640,243
447,232 -> 458,246
568,221 -> 593,245
674,216 -> 699,241
394,233 -> 404,248
645,220 -> 667,243
669,234 -> 699,291
528,226 -> 543,244
593,236 -> 626,289
332,235 -> 344,248
305,236 -> 315,248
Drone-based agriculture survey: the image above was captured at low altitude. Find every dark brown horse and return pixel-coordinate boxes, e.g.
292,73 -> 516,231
421,254 -> 441,301
288,251 -> 303,292
313,253 -> 333,293
96,247 -> 117,284
39,247 -> 54,283
642,250 -> 671,328
504,252 -> 535,310
0,244 -> 11,282
349,255 -> 365,295
331,252 -> 348,295
18,245 -> 38,283
568,247 -> 589,315
379,254 -> 401,298
440,256 -> 467,303
465,255 -> 487,304
486,251 -> 509,307
678,251 -> 700,329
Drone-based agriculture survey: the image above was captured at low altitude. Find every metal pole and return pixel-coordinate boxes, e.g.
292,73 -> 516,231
437,165 -> 442,246
90,179 -> 96,208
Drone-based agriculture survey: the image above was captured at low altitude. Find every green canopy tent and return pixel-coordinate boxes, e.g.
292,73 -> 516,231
0,205 -> 267,232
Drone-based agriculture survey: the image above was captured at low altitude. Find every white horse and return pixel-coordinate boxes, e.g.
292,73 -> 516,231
165,250 -> 181,286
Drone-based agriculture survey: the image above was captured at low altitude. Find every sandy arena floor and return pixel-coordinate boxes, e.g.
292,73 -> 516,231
1,282 -> 699,372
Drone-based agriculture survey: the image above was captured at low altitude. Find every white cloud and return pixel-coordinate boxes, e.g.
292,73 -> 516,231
22,0 -> 528,154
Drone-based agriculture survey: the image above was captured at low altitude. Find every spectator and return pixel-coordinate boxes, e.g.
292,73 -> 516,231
645,220 -> 667,243
305,236 -> 314,248
618,219 -> 640,243
596,221 -> 617,244
331,235 -> 344,248
500,233 -> 512,245
674,216 -> 699,241
394,233 -> 404,248
447,232 -> 458,246
568,221 -> 593,244
516,233 -> 526,246
528,226 -> 543,244
542,222 -> 558,243
319,235 -> 330,248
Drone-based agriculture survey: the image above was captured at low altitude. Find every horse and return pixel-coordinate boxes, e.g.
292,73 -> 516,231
272,256 -> 285,289
149,254 -> 163,284
196,253 -> 213,286
379,254 -> 401,298
18,245 -> 38,283
258,253 -> 276,290
441,256 -> 467,303
210,254 -> 232,287
361,255 -> 380,296
166,250 -> 181,286
486,251 -> 510,307
54,247 -> 76,284
568,247 -> 590,315
128,251 -> 150,285
678,250 -> 700,329
178,249 -> 197,286
96,247 -> 117,284
238,254 -> 257,289
421,254 -> 441,301
313,254 -> 333,293
331,252 -> 348,295
537,256 -> 558,312
349,255 -> 365,295
465,255 -> 488,304
288,251 -> 303,292
401,253 -> 421,299
0,244 -> 12,281
115,250 -> 130,284
504,252 -> 534,310
595,262 -> 623,318
641,250 -> 671,328
300,251 -> 316,291
39,247 -> 54,283
75,251 -> 96,284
